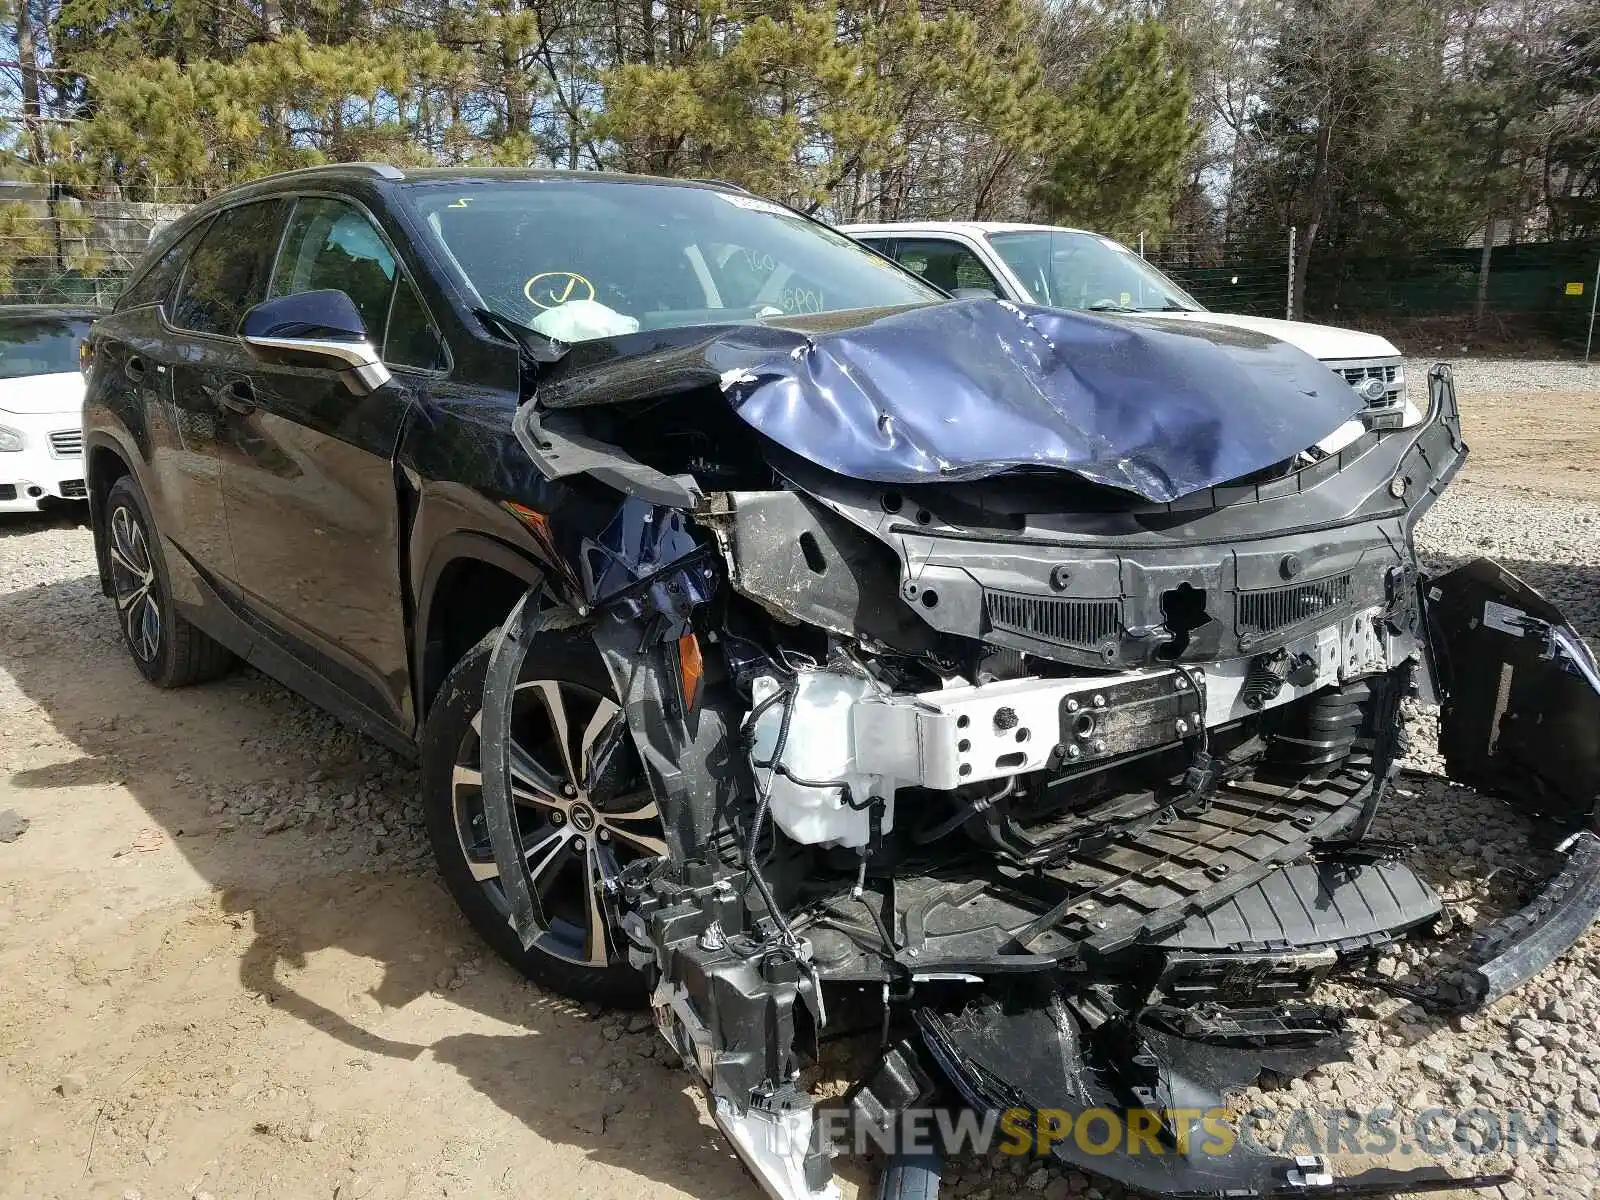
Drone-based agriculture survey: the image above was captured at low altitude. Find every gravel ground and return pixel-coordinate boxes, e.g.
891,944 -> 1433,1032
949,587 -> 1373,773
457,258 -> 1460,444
2,359 -> 1598,1200
1406,357 -> 1599,394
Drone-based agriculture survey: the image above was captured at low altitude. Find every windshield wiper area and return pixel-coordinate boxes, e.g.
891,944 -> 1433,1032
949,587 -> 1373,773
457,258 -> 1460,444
1086,301 -> 1197,315
474,305 -> 568,364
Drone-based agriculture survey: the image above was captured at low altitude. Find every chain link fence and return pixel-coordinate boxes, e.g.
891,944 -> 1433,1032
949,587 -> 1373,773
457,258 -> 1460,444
1301,238 -> 1600,359
1142,232 -> 1296,321
0,182 -> 199,307
1147,228 -> 1600,359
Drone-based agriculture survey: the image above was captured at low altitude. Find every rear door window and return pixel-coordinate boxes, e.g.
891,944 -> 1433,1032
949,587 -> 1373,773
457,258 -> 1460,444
890,238 -> 1002,294
270,197 -> 398,338
118,220 -> 211,312
170,200 -> 288,336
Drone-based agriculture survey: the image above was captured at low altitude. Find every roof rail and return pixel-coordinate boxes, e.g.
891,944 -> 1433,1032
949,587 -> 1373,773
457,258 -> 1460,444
272,162 -> 405,181
215,163 -> 405,193
685,177 -> 749,193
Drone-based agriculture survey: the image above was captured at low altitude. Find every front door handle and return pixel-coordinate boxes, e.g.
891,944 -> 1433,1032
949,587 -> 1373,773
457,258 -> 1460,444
214,379 -> 257,415
125,354 -> 146,382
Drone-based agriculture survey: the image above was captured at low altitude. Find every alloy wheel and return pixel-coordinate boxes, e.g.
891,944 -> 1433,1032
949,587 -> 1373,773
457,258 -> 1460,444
107,503 -> 160,663
450,679 -> 665,968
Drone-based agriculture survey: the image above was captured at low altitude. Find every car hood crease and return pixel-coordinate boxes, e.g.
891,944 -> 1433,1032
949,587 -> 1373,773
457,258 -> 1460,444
531,298 -> 1362,504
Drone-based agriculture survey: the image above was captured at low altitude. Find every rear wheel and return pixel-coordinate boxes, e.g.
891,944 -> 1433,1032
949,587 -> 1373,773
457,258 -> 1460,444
421,626 -> 665,1007
104,475 -> 233,687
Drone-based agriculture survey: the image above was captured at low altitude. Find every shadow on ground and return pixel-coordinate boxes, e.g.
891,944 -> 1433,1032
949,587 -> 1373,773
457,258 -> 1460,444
0,546 -> 754,1196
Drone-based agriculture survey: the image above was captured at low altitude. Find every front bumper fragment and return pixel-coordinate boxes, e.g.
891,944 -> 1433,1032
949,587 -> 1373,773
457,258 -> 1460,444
1435,828 -> 1600,1012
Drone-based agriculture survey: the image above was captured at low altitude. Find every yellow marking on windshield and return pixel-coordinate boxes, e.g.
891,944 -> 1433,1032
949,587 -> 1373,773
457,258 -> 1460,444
524,271 -> 596,309
449,198 -> 472,209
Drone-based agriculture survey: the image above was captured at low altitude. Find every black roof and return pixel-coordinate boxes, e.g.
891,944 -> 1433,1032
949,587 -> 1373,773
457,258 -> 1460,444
0,303 -> 105,320
208,162 -> 739,195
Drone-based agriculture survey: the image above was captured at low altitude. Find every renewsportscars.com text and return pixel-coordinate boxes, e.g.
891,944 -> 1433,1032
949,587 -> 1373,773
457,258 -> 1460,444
801,1105 -> 1562,1161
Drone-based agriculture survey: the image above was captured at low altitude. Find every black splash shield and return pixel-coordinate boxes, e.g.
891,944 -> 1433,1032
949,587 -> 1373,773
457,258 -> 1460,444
915,991 -> 1507,1197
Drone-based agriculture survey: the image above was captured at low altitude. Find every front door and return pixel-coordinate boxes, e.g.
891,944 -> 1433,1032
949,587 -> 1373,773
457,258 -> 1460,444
217,196 -> 427,735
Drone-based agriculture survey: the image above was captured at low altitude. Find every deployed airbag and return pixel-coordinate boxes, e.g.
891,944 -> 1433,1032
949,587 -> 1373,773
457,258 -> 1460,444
532,299 -> 1362,503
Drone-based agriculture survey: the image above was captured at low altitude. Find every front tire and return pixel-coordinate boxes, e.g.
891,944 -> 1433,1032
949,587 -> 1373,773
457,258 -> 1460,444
104,476 -> 233,688
421,625 -> 664,1008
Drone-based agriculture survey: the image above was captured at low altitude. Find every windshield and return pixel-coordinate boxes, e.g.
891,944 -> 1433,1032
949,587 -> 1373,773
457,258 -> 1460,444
985,230 -> 1203,313
0,316 -> 93,379
404,180 -> 941,341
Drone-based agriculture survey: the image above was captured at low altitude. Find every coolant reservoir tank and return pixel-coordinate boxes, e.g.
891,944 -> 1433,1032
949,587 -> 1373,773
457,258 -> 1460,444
747,671 -> 897,849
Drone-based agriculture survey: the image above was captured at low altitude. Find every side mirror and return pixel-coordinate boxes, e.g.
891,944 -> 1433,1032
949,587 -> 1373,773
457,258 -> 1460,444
240,289 -> 391,395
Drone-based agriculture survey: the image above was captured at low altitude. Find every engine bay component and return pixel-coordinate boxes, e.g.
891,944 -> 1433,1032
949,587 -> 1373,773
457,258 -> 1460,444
747,670 -> 903,849
854,665 -> 1207,787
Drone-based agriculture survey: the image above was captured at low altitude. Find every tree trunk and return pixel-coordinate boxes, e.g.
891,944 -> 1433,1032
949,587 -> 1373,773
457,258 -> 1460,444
1291,120 -> 1333,321
16,0 -> 49,170
1290,217 -> 1318,322
16,0 -> 64,272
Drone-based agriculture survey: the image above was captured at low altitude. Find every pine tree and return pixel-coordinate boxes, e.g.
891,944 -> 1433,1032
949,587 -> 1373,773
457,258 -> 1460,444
593,0 -> 1059,217
1031,20 -> 1196,243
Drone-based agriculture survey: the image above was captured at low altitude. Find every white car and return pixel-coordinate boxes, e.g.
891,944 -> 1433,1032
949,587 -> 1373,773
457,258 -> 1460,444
841,221 -> 1414,427
0,306 -> 98,512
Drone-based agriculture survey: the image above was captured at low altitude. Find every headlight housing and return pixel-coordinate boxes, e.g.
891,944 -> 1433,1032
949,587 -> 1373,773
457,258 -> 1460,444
0,424 -> 26,452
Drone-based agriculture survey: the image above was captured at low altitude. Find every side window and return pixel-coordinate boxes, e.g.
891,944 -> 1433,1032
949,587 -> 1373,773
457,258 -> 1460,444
271,197 -> 397,336
170,201 -> 287,335
383,277 -> 446,371
892,238 -> 1001,294
854,237 -> 894,256
118,220 -> 211,312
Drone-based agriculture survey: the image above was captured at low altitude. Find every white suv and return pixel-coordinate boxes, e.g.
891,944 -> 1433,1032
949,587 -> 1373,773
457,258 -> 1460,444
841,222 -> 1414,427
0,306 -> 98,512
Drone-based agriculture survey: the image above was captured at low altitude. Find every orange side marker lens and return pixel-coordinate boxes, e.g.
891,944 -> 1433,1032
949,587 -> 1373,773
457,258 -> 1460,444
677,632 -> 703,710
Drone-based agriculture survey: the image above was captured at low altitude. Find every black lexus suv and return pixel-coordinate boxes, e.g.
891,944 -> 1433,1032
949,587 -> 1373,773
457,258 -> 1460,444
83,164 -> 1600,1200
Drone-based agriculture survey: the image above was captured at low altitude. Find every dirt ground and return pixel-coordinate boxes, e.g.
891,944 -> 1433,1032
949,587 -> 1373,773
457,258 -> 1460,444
1458,389 -> 1600,499
0,552 -> 785,1200
1,373 -> 1596,1200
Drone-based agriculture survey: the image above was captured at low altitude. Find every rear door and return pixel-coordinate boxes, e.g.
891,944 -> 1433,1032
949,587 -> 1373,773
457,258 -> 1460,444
158,200 -> 290,584
217,194 -> 444,737
1429,558 -> 1600,827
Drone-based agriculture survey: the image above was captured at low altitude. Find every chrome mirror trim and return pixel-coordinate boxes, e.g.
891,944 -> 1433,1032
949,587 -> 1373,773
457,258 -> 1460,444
241,334 -> 392,395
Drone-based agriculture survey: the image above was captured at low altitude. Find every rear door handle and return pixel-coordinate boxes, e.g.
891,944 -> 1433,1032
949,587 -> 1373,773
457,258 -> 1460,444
213,379 -> 257,415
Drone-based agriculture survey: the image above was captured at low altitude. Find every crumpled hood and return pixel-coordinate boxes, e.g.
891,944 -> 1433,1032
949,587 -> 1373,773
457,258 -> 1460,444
535,298 -> 1362,504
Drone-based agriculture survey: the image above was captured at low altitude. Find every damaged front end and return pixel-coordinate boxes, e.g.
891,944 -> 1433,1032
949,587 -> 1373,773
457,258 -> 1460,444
481,302 -> 1600,1200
